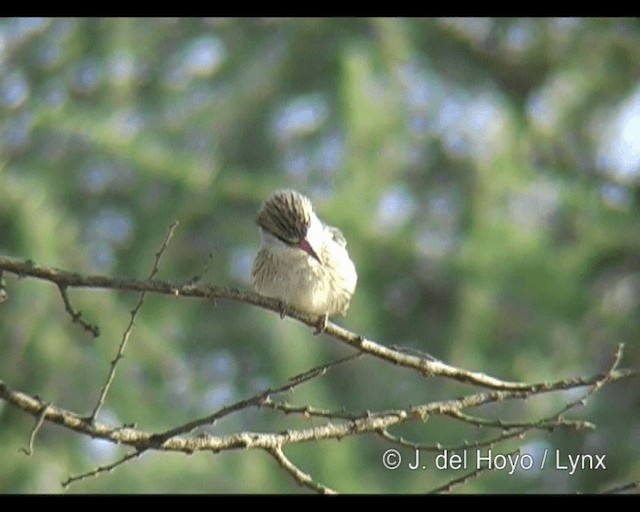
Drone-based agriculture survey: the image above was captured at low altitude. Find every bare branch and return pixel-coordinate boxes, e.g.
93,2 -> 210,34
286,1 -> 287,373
0,253 -> 606,391
1,352 -> 635,458
439,347 -> 626,434
1,340 -> 638,493
87,221 -> 178,422
1,253 -> 639,493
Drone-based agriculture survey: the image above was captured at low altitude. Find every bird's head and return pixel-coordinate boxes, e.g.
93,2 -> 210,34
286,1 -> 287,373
256,189 -> 322,262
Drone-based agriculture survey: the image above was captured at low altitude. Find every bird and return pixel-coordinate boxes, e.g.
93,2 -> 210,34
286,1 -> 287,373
251,189 -> 357,331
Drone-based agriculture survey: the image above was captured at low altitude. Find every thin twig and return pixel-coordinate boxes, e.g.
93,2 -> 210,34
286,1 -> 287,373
438,345 -> 625,433
57,284 -> 100,337
443,410 -> 593,432
62,449 -> 144,489
87,221 -> 178,422
557,342 -> 625,415
260,400 -> 361,421
152,352 -> 362,443
19,402 -> 50,456
428,449 -> 521,494
378,427 -> 528,453
601,480 -> 640,494
265,445 -> 336,494
427,465 -> 488,494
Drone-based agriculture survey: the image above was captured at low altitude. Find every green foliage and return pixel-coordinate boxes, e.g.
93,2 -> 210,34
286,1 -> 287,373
1,17 -> 639,493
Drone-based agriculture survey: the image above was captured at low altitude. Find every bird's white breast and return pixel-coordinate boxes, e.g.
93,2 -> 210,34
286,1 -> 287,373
253,221 -> 357,316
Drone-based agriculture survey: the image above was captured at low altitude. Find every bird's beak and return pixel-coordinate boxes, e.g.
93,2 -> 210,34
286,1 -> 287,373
297,238 -> 321,263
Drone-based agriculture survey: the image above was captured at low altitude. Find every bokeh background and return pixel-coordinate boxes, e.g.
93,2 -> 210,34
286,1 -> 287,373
1,17 -> 639,494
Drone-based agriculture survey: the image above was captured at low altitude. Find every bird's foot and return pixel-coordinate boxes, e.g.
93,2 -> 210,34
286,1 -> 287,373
277,300 -> 288,319
313,314 -> 328,335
